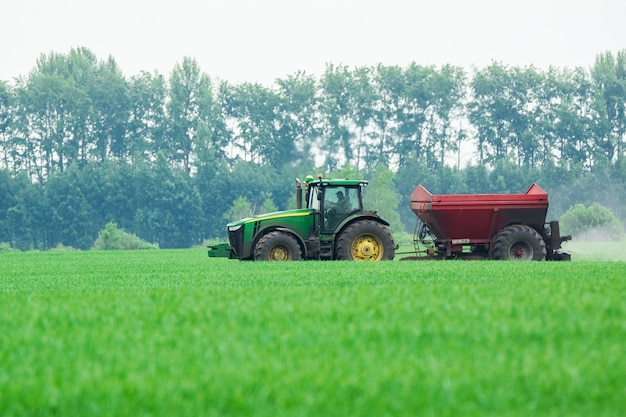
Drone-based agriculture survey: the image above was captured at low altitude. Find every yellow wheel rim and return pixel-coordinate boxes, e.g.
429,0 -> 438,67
268,245 -> 290,261
351,234 -> 383,261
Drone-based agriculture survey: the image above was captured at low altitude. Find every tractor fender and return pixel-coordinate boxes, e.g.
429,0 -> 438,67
335,212 -> 390,236
492,222 -> 546,242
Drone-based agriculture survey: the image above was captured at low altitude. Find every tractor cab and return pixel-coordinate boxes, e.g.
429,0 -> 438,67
303,177 -> 366,231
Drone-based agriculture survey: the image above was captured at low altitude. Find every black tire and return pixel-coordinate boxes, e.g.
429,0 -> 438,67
254,231 -> 302,261
335,220 -> 395,261
489,224 -> 547,261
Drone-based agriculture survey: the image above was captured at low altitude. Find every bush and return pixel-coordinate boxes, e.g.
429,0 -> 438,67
93,222 -> 158,250
0,242 -> 20,253
560,203 -> 624,241
49,243 -> 77,252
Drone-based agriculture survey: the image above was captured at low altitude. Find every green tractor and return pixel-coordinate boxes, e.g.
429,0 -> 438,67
212,175 -> 395,261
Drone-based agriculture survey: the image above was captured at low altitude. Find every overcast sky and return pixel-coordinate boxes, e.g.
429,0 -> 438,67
2,0 -> 625,85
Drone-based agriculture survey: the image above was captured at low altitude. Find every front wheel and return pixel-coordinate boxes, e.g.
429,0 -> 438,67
489,224 -> 547,261
336,220 -> 395,261
254,231 -> 302,261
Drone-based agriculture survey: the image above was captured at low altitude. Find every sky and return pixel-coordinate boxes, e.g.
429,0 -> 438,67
2,0 -> 625,85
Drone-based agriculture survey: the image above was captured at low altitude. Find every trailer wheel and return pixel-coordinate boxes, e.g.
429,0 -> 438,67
254,231 -> 302,261
336,220 -> 395,261
489,224 -> 547,261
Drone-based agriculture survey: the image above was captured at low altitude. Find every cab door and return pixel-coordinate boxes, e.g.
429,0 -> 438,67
321,186 -> 360,231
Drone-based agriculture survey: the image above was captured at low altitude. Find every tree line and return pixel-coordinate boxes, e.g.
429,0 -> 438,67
0,47 -> 625,250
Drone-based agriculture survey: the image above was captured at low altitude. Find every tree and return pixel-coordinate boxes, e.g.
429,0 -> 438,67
224,196 -> 252,223
127,71 -> 167,163
0,169 -> 16,244
591,51 -> 626,163
219,81 -> 284,168
319,64 -> 356,171
462,163 -> 490,193
12,48 -> 128,180
364,163 -> 404,235
371,65 -> 404,168
469,63 -> 547,168
0,81 -> 16,172
222,158 -> 291,215
0,169 -> 46,250
259,197 -> 278,214
349,66 -> 377,170
275,71 -> 320,169
15,65 -> 82,181
560,203 -> 623,241
394,64 -> 435,168
487,159 -> 535,193
193,150 -> 232,239
166,57 -> 218,174
89,56 -> 130,162
424,64 -> 467,169
136,153 -> 203,248
543,67 -> 596,168
44,163 -> 99,249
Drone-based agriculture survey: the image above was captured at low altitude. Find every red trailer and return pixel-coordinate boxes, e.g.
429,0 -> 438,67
408,184 -> 571,260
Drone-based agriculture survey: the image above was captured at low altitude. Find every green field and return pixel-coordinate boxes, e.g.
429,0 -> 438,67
1,246 -> 625,416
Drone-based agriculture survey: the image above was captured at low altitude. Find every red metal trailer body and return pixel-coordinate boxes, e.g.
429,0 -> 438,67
408,184 -> 570,260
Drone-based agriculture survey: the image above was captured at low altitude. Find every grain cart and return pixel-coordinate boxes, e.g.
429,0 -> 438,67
210,175 -> 395,261
407,183 -> 571,261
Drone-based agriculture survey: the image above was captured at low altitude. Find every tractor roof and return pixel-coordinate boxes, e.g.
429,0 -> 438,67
307,178 -> 368,187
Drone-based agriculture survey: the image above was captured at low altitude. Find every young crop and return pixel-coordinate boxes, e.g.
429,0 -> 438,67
1,249 -> 625,416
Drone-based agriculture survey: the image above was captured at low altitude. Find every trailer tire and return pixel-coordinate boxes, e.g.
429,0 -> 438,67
489,224 -> 547,261
336,220 -> 395,261
254,231 -> 302,261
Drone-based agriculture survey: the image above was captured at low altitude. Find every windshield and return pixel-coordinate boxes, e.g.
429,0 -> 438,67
324,186 -> 360,213
322,185 -> 361,229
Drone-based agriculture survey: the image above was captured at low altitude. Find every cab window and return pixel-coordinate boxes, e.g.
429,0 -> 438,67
325,186 -> 356,214
323,186 -> 359,228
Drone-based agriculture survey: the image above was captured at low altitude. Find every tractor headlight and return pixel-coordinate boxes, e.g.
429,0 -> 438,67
228,225 -> 242,232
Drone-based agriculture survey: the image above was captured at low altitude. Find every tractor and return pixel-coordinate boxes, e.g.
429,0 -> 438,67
212,175 -> 395,261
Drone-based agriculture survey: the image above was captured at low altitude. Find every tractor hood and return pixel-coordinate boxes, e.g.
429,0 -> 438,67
227,209 -> 314,231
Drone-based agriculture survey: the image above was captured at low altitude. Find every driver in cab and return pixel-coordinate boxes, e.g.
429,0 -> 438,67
328,190 -> 350,214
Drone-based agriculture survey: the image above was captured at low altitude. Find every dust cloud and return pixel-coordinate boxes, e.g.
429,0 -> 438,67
562,228 -> 626,262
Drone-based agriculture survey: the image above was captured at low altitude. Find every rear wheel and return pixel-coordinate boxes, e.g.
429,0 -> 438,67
254,231 -> 302,261
489,224 -> 547,261
336,220 -> 395,261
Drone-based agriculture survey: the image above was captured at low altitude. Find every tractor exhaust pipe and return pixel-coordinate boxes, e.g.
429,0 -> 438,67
296,178 -> 302,209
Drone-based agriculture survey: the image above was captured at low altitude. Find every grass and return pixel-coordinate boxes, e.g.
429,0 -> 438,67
1,248 -> 625,416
